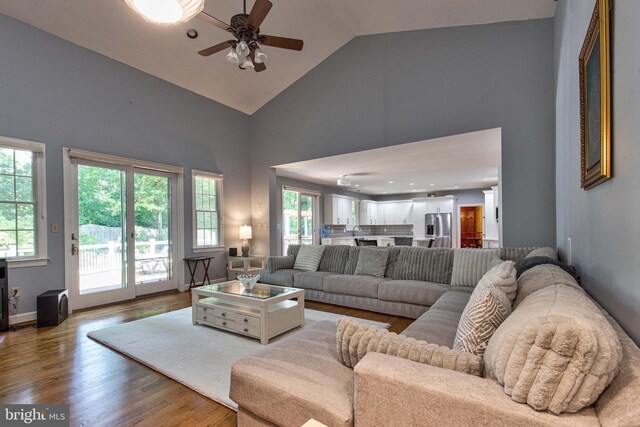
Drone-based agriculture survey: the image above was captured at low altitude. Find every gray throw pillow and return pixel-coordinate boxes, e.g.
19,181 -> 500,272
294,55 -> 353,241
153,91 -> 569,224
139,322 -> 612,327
354,248 -> 389,278
451,248 -> 502,287
293,245 -> 325,271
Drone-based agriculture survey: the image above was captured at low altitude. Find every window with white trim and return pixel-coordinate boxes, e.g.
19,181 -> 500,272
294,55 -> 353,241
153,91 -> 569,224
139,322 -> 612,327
0,137 -> 47,264
192,171 -> 223,249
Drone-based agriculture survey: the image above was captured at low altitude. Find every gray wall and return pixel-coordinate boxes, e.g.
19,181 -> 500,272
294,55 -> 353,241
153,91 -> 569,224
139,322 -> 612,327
555,0 -> 640,343
0,14 -> 251,315
250,19 -> 556,255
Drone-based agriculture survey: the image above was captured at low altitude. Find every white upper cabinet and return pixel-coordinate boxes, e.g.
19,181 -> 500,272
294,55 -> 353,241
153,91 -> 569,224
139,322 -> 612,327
359,200 -> 379,225
377,201 -> 413,225
426,197 -> 455,214
325,195 -> 357,227
412,199 -> 427,236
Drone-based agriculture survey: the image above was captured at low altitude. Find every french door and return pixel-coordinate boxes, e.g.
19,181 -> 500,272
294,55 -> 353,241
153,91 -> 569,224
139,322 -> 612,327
67,158 -> 178,309
282,188 -> 317,255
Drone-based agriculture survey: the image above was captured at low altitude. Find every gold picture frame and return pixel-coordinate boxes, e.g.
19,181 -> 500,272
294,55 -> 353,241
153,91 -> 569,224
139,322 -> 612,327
579,0 -> 612,189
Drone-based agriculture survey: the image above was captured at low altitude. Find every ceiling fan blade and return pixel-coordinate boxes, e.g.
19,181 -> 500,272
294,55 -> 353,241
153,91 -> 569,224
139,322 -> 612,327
198,41 -> 233,57
250,51 -> 267,72
246,0 -> 273,30
197,11 -> 231,32
259,35 -> 303,51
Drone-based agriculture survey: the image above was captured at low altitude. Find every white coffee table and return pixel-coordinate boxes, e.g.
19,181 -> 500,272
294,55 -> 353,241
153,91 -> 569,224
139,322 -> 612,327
191,281 -> 305,344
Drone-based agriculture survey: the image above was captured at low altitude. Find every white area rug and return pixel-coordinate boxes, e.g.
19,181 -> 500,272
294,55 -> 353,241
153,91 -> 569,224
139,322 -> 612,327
87,308 -> 388,410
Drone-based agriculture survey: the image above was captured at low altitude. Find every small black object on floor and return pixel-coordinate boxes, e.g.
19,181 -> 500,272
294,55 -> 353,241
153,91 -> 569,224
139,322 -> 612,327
37,289 -> 69,327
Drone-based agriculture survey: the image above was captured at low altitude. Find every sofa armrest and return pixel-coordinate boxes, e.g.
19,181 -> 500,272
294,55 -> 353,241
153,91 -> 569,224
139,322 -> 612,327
266,255 -> 295,273
353,353 -> 598,427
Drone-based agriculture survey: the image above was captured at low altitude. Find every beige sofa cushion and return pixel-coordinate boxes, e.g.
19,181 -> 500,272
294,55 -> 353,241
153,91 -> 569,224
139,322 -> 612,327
484,284 -> 623,415
453,282 -> 512,357
525,246 -> 558,260
336,318 -> 482,375
514,263 -> 583,308
451,248 -> 502,287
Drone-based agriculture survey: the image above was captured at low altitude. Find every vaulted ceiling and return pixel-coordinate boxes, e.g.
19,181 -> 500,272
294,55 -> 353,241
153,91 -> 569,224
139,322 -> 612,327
0,0 -> 556,114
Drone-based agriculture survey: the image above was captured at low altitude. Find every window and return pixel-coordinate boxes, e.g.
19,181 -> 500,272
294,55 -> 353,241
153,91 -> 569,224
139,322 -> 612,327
0,136 -> 47,265
192,171 -> 223,249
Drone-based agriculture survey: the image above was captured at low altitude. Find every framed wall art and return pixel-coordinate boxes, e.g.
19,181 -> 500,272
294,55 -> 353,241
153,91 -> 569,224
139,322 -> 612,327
579,0 -> 612,190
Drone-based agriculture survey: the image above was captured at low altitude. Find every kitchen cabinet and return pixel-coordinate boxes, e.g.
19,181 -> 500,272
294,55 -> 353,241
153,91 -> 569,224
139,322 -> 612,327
483,188 -> 499,241
411,199 -> 426,236
377,201 -> 412,225
359,200 -> 379,225
324,195 -> 357,228
426,197 -> 454,214
321,237 -> 355,246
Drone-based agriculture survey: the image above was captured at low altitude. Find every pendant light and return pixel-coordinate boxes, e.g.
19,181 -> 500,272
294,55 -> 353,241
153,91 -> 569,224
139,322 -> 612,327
124,0 -> 205,25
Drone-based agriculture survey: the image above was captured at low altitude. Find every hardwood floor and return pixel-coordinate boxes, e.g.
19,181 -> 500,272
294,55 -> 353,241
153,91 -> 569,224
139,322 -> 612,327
0,291 -> 413,427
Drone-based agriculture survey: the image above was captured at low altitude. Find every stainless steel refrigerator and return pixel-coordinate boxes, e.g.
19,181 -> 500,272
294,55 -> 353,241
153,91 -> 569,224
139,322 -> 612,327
425,213 -> 452,247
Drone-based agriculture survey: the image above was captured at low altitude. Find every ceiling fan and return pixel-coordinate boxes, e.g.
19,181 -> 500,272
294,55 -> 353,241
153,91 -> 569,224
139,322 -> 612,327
197,0 -> 304,72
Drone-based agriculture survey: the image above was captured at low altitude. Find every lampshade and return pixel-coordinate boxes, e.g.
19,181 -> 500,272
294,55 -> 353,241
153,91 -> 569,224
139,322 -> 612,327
225,47 -> 239,64
239,225 -> 253,240
254,47 -> 267,64
236,40 -> 250,57
124,0 -> 205,25
240,56 -> 255,69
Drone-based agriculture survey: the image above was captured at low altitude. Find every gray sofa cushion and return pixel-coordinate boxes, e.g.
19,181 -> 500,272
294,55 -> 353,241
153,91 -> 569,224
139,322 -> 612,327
354,248 -> 390,278
230,321 -> 355,427
287,244 -> 301,257
526,247 -> 558,260
378,280 -> 449,306
502,247 -> 538,263
293,245 -> 325,271
267,255 -> 295,273
343,246 -> 361,275
513,264 -> 583,309
451,248 -> 502,287
258,268 -> 299,287
318,244 -> 350,274
294,271 -> 334,291
388,247 -> 454,285
401,291 -> 471,347
323,275 -> 385,299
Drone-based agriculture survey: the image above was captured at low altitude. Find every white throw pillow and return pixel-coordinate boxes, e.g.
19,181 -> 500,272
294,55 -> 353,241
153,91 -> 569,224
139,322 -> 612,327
479,260 -> 517,304
293,245 -> 325,272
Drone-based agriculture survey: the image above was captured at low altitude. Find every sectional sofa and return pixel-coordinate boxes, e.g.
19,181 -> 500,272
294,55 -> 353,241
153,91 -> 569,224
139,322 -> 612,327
231,246 -> 640,426
259,244 -> 534,318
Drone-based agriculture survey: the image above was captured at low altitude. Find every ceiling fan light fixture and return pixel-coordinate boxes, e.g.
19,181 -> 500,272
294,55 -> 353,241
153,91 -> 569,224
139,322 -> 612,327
337,175 -> 352,187
240,56 -> 255,69
225,46 -> 239,64
254,47 -> 267,64
124,0 -> 205,25
236,40 -> 250,57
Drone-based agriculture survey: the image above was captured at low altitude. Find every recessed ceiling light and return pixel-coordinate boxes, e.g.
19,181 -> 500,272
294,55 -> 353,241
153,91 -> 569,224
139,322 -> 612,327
482,178 -> 488,182
388,181 -> 394,184
411,189 -> 417,192
454,186 -> 459,189
383,192 -> 387,194
409,183 -> 415,186
430,184 -> 435,187
354,184 -> 359,187
186,29 -> 198,39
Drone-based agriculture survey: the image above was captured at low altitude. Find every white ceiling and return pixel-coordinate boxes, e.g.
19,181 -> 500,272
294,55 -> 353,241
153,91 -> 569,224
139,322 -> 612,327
0,1 -> 556,115
275,128 -> 502,195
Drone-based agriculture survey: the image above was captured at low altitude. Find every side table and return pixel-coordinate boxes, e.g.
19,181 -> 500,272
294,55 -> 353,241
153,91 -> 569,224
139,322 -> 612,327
227,255 -> 265,280
184,256 -> 215,289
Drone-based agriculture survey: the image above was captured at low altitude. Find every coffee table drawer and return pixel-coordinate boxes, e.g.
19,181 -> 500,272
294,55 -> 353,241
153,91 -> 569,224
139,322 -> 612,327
213,307 -> 234,320
232,322 -> 259,338
213,316 -> 235,331
195,306 -> 213,322
234,313 -> 259,328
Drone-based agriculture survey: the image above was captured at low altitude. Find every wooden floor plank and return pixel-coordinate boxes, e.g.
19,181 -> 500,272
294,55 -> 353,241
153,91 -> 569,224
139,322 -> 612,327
0,291 -> 412,426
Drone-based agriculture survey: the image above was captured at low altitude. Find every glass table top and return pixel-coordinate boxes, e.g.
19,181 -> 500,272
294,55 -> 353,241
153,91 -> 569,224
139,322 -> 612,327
198,282 -> 298,300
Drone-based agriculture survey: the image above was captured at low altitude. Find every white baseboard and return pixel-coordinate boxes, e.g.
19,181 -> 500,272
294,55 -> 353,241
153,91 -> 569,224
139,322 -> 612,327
10,311 -> 36,325
181,277 -> 228,291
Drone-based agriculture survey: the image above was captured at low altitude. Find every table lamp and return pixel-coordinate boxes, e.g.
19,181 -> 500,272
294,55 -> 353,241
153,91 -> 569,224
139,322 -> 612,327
239,225 -> 252,257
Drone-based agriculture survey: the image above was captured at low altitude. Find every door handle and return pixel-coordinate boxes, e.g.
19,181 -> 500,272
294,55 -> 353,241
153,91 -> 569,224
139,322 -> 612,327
71,244 -> 79,255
